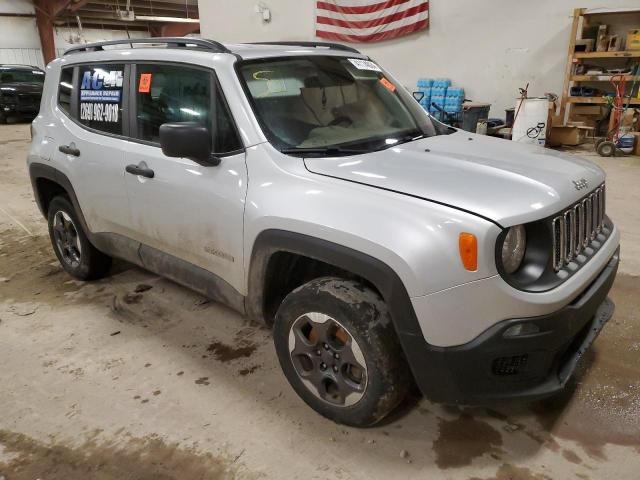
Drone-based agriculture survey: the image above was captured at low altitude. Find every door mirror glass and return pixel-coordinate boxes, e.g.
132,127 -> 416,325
159,122 -> 219,165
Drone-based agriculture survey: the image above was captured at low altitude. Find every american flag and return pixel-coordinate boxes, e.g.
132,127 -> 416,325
315,0 -> 429,43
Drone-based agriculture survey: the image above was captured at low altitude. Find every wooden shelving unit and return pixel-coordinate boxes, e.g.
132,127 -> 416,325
574,51 -> 640,59
571,75 -> 640,82
559,8 -> 640,125
566,96 -> 640,105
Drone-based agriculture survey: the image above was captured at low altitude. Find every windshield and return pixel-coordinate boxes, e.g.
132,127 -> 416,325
238,56 -> 448,156
0,69 -> 45,84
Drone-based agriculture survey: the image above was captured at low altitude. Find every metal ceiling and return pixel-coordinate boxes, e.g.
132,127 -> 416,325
54,0 -> 200,33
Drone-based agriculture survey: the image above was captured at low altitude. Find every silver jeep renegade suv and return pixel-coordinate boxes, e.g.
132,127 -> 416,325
28,38 -> 620,427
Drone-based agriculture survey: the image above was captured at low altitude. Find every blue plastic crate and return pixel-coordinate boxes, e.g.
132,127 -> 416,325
446,87 -> 465,99
417,78 -> 433,88
432,88 -> 448,98
432,78 -> 452,88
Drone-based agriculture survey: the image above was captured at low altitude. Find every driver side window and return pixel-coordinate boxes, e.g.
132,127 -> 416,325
135,64 -> 211,144
134,64 -> 242,154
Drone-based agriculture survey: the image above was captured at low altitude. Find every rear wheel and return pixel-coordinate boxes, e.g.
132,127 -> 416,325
273,277 -> 411,427
47,196 -> 112,280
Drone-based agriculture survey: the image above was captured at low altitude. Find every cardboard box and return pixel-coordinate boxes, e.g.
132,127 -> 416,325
627,29 -> 640,51
596,25 -> 609,52
549,126 -> 593,146
572,105 -> 602,116
631,132 -> 640,155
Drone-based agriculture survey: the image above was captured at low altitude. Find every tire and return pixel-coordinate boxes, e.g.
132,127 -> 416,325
594,137 -> 605,149
597,140 -> 616,157
273,277 -> 411,427
47,195 -> 112,280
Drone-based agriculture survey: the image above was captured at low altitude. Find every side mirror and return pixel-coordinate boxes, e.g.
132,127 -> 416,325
159,122 -> 221,166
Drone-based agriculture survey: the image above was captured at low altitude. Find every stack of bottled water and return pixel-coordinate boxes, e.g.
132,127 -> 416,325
444,87 -> 465,114
416,78 -> 433,111
415,78 -> 465,122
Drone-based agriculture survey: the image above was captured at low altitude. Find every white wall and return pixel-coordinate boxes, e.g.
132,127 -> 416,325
0,0 -> 146,68
198,0 -> 640,116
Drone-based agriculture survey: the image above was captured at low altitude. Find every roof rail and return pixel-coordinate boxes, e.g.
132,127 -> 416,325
63,37 -> 230,56
248,41 -> 361,55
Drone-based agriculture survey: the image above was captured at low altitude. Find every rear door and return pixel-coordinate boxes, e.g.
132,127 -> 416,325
123,62 -> 247,292
52,63 -> 132,235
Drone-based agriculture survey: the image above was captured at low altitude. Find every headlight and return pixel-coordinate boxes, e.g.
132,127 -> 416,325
501,225 -> 526,274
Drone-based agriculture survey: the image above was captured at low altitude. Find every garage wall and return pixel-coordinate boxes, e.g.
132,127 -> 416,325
0,0 -> 146,68
198,0 -> 640,116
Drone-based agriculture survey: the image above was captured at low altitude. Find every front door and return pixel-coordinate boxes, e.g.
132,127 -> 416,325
123,63 -> 247,293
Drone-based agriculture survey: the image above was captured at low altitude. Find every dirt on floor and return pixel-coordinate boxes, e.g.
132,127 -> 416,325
1,123 -> 639,479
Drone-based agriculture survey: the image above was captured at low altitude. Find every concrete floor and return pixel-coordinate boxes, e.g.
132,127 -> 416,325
0,123 -> 639,479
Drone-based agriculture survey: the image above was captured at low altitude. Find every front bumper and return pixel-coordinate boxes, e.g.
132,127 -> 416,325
1,103 -> 39,117
401,247 -> 619,405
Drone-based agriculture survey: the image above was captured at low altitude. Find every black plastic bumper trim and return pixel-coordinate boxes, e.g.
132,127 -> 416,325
406,246 -> 619,404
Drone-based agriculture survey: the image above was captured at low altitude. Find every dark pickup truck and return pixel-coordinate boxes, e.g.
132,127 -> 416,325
0,64 -> 45,123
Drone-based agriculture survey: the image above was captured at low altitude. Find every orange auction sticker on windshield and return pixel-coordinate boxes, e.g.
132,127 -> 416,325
138,73 -> 152,93
380,77 -> 396,92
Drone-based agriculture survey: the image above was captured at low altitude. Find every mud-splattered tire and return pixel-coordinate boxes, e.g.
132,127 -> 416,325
47,195 -> 112,280
273,277 -> 411,427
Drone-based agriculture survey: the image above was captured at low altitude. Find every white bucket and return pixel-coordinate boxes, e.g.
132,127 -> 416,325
512,98 -> 549,146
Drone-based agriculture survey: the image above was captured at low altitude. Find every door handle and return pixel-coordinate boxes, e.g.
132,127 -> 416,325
59,144 -> 80,156
125,164 -> 155,179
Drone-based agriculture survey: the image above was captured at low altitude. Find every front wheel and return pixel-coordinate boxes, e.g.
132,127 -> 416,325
273,277 -> 411,427
47,196 -> 112,280
597,140 -> 617,157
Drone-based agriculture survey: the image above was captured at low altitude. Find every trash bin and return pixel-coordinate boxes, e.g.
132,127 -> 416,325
462,102 -> 491,133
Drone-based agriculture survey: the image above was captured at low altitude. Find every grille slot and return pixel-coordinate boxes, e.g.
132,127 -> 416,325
552,184 -> 606,272
492,354 -> 529,376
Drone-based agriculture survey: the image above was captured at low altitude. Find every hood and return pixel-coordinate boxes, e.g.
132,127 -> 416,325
303,131 -> 605,226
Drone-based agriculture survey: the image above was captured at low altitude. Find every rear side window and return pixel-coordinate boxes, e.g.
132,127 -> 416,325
58,67 -> 73,115
77,64 -> 125,135
134,64 -> 242,154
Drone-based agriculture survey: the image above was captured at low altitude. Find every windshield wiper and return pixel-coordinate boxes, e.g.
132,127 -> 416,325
280,146 -> 368,157
391,131 -> 426,147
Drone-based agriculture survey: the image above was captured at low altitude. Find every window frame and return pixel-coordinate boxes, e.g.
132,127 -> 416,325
57,65 -> 77,116
55,60 -> 244,158
129,61 -> 245,157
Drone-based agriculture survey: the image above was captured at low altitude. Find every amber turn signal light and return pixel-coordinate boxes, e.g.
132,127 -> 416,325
459,233 -> 478,271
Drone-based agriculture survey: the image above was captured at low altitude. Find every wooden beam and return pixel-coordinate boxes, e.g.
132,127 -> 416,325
33,0 -> 57,65
46,0 -> 73,18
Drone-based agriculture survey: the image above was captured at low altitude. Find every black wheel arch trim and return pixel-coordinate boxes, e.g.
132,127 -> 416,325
246,229 -> 429,384
29,162 -> 92,237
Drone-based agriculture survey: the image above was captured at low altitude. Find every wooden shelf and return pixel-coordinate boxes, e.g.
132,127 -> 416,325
573,51 -> 640,59
571,75 -> 640,82
560,9 -> 640,125
567,96 -> 640,105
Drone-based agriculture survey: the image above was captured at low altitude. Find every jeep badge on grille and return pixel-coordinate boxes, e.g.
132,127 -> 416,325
572,178 -> 589,190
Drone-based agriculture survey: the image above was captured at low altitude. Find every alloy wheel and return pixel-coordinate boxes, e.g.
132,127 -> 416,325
52,210 -> 82,269
288,312 -> 368,407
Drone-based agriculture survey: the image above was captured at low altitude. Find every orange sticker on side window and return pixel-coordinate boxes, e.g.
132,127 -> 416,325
138,73 -> 152,93
379,77 -> 396,92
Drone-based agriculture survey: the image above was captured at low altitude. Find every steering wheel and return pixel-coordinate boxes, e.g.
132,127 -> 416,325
328,115 -> 353,127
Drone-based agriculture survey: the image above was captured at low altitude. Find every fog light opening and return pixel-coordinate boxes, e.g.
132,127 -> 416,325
503,323 -> 540,338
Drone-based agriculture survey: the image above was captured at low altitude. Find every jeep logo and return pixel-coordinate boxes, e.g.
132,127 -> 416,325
572,178 -> 588,190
